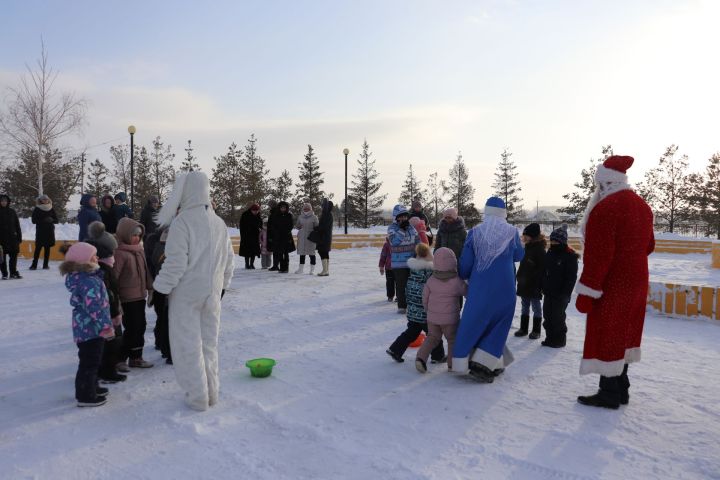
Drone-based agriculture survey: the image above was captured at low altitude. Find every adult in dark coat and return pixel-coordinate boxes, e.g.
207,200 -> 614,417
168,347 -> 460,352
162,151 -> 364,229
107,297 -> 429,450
0,194 -> 22,279
514,223 -> 547,339
139,196 -> 160,240
239,204 -> 263,269
78,194 -> 102,241
541,226 -> 579,348
315,198 -> 334,276
30,194 -> 59,270
266,200 -> 280,271
99,195 -> 118,234
270,201 -> 295,273
434,207 -> 467,260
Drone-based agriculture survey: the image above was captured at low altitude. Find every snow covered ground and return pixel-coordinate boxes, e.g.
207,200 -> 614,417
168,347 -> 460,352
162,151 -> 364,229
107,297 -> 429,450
1,249 -> 720,480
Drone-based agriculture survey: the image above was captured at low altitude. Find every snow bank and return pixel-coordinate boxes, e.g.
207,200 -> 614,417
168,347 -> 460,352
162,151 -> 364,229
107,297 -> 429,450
1,249 -> 719,479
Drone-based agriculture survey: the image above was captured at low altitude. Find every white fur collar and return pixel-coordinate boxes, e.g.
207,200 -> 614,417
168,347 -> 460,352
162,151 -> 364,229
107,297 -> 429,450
407,257 -> 434,271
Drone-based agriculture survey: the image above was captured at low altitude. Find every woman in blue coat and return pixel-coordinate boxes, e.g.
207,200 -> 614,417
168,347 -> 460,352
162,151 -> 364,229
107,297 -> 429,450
453,197 -> 524,382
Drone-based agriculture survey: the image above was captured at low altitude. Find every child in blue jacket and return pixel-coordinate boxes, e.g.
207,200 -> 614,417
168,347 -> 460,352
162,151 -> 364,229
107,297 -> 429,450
60,242 -> 114,407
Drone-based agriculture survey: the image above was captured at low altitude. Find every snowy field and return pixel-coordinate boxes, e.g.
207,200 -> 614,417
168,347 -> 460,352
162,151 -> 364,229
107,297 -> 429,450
1,249 -> 720,479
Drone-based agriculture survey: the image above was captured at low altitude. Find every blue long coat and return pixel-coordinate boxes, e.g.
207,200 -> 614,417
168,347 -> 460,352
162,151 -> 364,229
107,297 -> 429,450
453,227 -> 524,372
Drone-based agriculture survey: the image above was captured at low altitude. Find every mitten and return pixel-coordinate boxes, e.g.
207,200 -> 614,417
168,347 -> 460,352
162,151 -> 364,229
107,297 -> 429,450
575,294 -> 595,314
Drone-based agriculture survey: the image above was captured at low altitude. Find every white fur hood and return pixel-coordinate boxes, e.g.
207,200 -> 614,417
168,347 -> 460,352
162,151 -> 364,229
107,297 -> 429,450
407,257 -> 434,271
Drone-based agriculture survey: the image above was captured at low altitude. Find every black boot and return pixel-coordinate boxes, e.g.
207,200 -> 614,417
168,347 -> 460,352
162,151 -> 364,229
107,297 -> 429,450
468,361 -> 495,383
244,257 -> 251,269
528,317 -> 542,340
514,315 -> 529,337
619,364 -> 630,405
578,375 -> 621,409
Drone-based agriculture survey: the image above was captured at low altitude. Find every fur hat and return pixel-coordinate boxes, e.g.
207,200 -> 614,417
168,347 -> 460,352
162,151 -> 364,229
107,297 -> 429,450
114,192 -> 127,202
87,221 -> 118,254
64,242 -> 97,264
412,200 -> 423,211
484,197 -> 507,219
523,223 -> 541,238
595,155 -> 634,185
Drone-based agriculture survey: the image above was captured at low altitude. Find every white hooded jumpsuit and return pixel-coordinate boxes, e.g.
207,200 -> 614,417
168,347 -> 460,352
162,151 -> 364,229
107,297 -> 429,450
153,172 -> 235,411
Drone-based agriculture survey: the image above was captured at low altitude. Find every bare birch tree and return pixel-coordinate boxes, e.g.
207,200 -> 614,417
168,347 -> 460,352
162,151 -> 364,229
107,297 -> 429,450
0,41 -> 87,195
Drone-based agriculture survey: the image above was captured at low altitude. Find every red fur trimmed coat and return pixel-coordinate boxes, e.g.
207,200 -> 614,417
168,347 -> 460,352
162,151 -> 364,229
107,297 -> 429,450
577,189 -> 655,376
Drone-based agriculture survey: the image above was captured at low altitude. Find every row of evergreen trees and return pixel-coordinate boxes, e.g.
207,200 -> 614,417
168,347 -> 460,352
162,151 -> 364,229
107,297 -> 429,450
559,145 -> 720,237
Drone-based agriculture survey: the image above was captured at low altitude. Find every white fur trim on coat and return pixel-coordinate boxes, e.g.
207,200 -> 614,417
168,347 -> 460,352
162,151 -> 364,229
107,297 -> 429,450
407,257 -> 434,271
580,348 -> 641,376
594,164 -> 629,185
576,281 -> 603,299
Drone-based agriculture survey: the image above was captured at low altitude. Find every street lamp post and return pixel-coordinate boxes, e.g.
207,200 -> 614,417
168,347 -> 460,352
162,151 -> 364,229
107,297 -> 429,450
343,148 -> 349,235
128,125 -> 136,213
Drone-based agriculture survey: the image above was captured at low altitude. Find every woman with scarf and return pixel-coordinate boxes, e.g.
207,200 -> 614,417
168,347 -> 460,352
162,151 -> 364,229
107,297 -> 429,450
452,197 -> 524,382
30,195 -> 59,270
295,202 -> 319,274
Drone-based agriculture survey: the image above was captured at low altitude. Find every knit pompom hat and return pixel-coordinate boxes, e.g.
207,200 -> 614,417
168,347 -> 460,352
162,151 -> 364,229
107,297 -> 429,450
87,221 -> 118,254
550,225 -> 569,245
65,242 -> 97,264
443,207 -> 458,220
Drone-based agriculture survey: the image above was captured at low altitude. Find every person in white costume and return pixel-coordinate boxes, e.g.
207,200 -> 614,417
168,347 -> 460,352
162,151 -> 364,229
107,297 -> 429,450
153,171 -> 235,411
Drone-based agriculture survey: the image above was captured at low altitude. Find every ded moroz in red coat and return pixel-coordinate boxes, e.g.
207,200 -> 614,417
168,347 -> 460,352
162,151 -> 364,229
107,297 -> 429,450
576,155 -> 655,377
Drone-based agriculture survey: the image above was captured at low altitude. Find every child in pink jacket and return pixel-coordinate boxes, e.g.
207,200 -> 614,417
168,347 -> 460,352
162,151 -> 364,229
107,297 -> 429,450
379,239 -> 394,302
409,217 -> 429,245
416,247 -> 467,372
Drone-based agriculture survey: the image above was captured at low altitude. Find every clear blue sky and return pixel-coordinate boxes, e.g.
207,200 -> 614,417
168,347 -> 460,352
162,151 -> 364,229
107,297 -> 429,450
2,0 -> 718,210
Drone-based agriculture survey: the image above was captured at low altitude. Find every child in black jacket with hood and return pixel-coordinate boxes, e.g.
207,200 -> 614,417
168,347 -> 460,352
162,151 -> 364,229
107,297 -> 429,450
541,225 -> 579,348
515,223 -> 546,339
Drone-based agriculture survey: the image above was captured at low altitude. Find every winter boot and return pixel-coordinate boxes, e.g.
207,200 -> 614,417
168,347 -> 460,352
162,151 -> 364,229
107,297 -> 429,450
115,362 -> 130,373
529,317 -> 542,340
10,272 -> 22,279
386,348 -> 404,363
619,364 -> 630,405
415,358 -> 427,373
77,397 -> 107,408
468,362 -> 495,383
317,259 -> 330,276
96,386 -> 109,397
29,262 -> 37,270
309,264 -> 315,275
128,358 -> 154,368
99,372 -> 127,384
578,375 -> 621,409
294,264 -> 305,274
514,315 -> 529,337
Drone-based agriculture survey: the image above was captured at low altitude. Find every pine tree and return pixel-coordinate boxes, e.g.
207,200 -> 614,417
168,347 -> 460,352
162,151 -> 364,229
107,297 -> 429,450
151,136 -> 175,202
210,143 -> 244,226
558,145 -> 613,216
492,148 -> 523,220
348,139 -> 386,228
109,144 -> 130,195
295,144 -> 325,210
180,139 -> 200,172
688,153 -> 720,238
640,145 -> 691,233
425,172 -> 447,228
447,152 -> 479,221
398,164 -> 426,207
86,158 -> 112,199
1,147 -> 78,219
269,169 -> 294,203
239,134 -> 269,206
133,145 -> 156,213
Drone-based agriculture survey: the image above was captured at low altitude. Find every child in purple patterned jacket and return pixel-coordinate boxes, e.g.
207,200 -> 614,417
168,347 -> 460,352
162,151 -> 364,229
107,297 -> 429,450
60,242 -> 114,407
